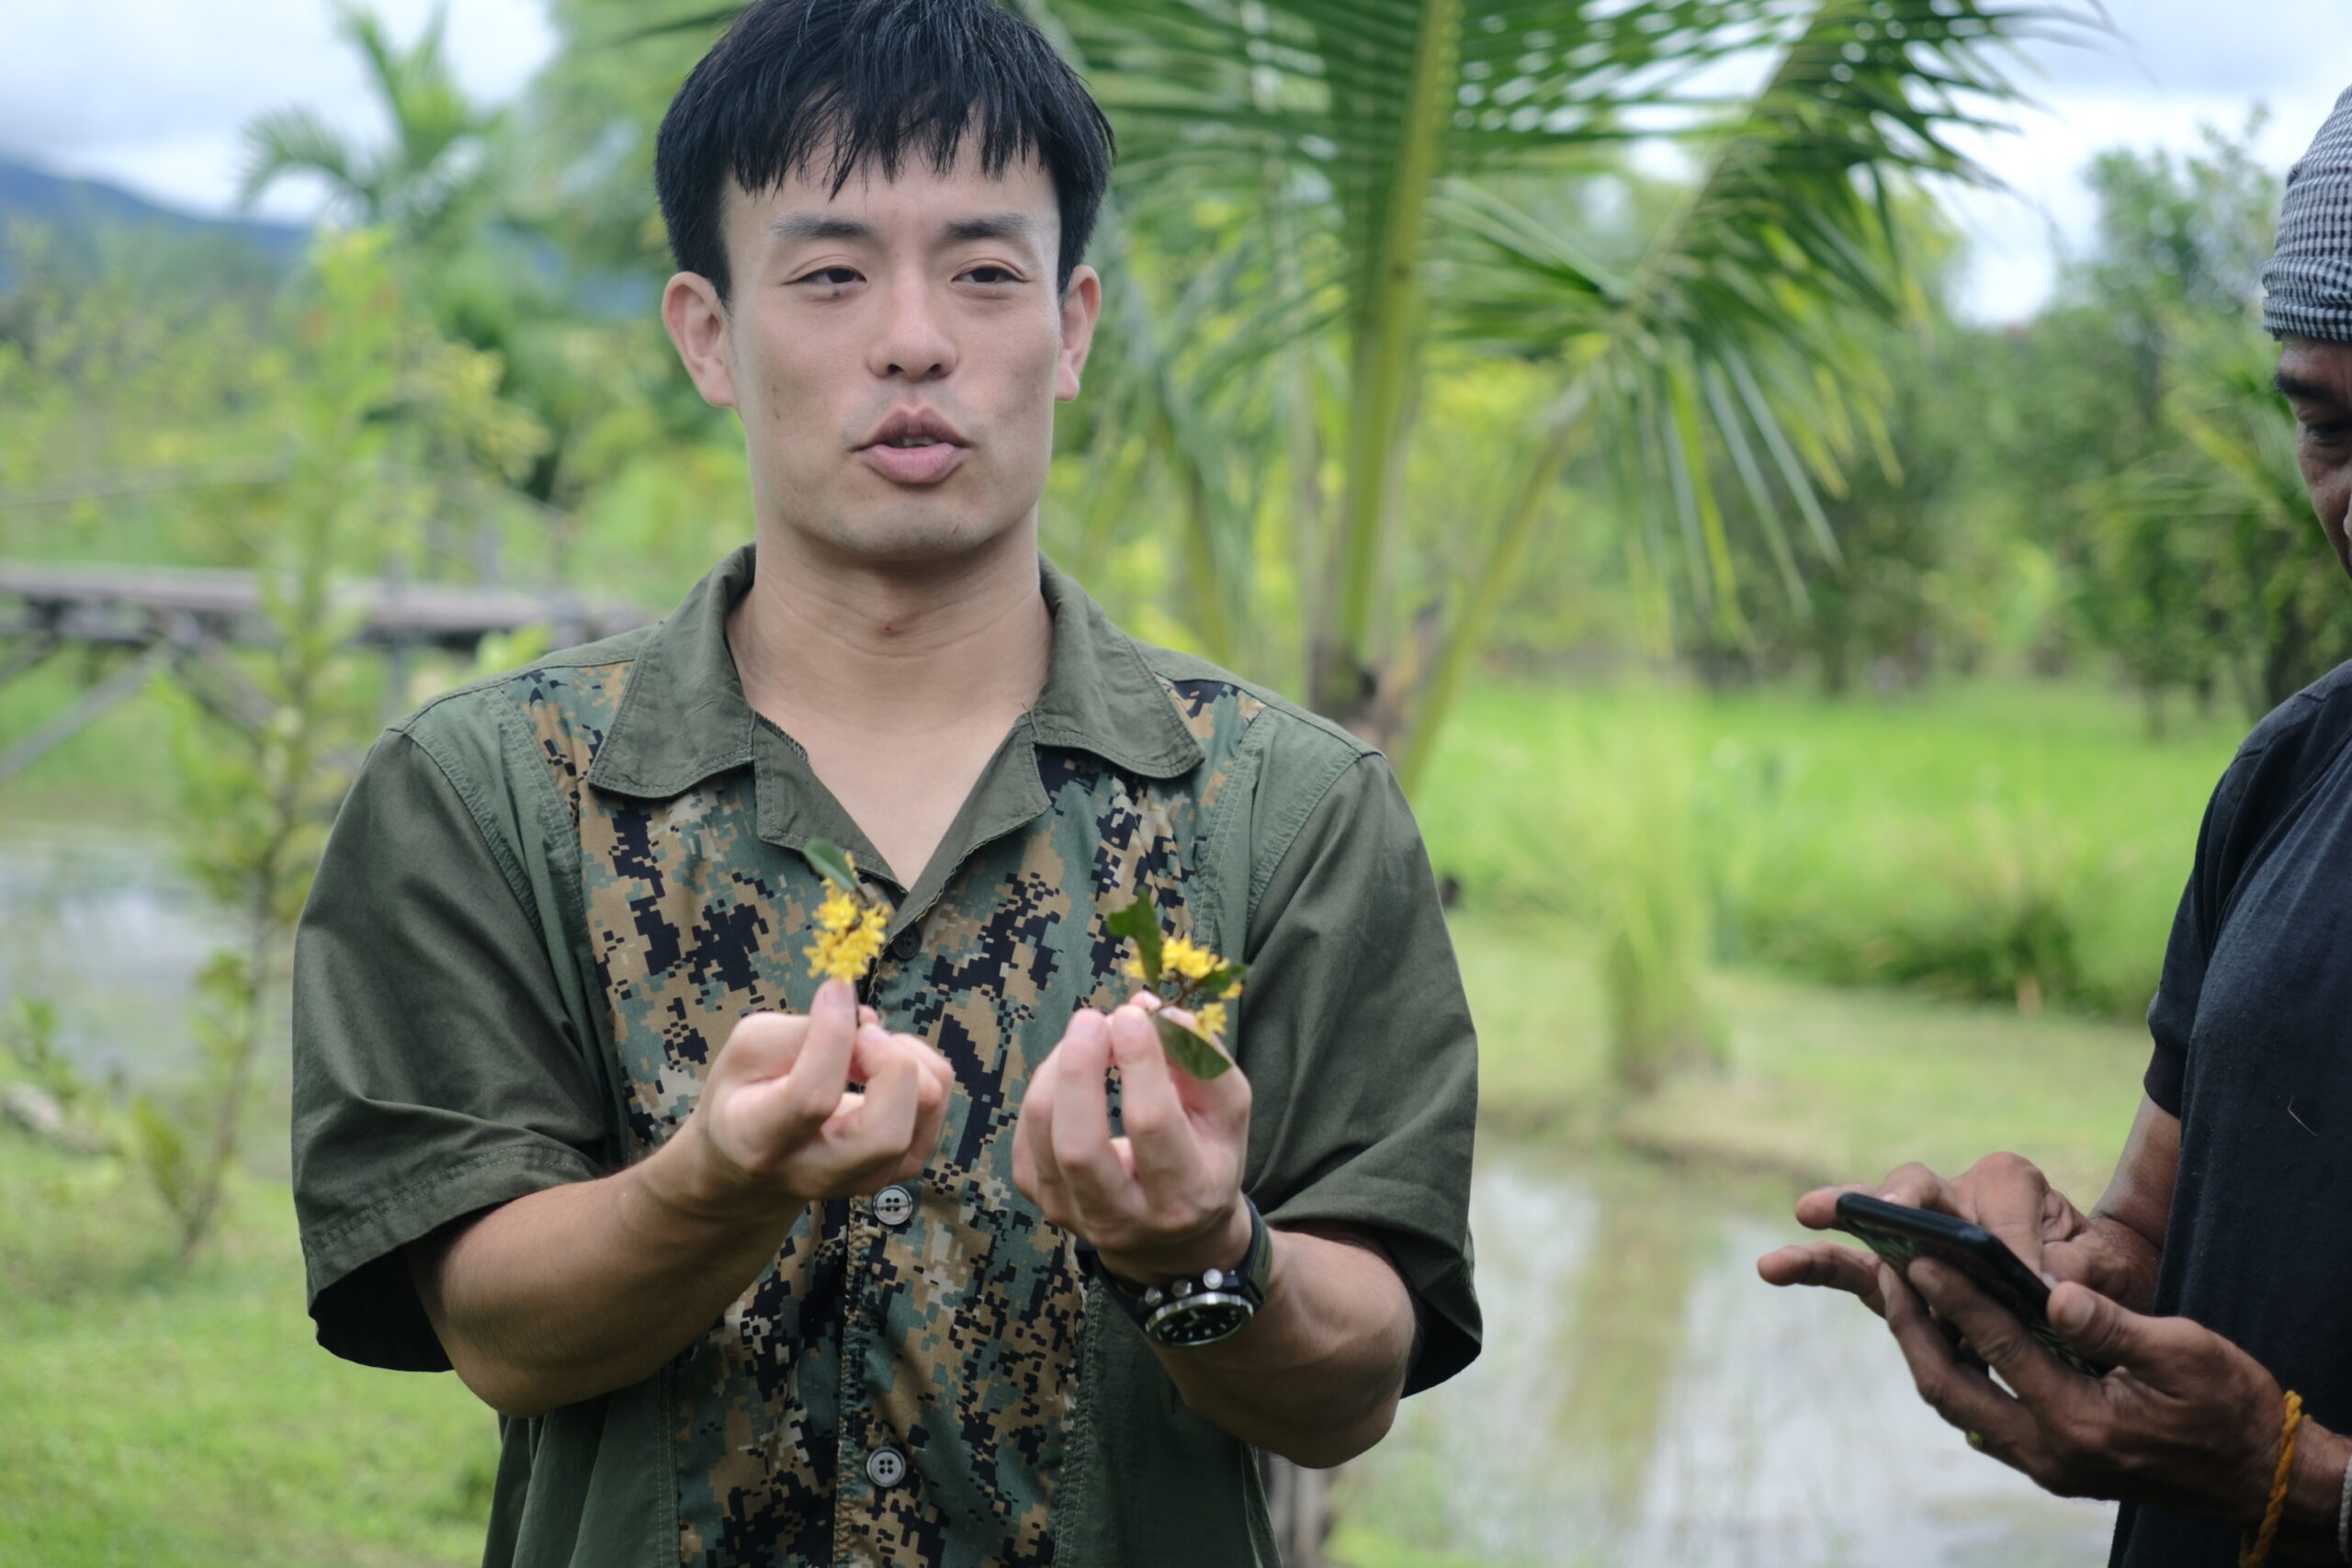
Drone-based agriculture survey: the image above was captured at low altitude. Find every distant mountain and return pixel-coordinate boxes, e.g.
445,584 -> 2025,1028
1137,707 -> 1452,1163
0,158 -> 311,274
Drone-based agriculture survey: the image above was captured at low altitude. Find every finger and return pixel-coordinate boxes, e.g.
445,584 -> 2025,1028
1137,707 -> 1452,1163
839,1026 -> 922,1168
1877,1163 -> 1955,1213
1960,1153 -> 2058,1279
859,1005 -> 880,1029
894,1041 -> 951,1183
1107,1003 -> 1199,1194
1881,1261 -> 2036,1454
1049,1010 -> 1134,1217
1756,1241 -> 1888,1315
1905,1258 -> 2077,1409
2046,1280 -> 2181,1377
715,1010 -> 807,1086
780,980 -> 860,1127
1012,1043 -> 1064,1209
1792,1182 -> 1876,1232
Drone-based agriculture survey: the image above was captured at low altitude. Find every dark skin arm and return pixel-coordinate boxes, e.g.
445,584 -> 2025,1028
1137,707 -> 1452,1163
1757,1092 -> 2178,1314
1760,1096 -> 2352,1560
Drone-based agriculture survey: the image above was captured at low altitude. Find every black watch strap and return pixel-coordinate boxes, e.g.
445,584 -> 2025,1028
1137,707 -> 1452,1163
1077,1197 -> 1272,1348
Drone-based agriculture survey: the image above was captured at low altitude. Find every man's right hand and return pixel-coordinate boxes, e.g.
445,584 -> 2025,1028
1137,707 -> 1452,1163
413,980 -> 954,1417
1757,1151 -> 2154,1316
654,979 -> 954,1224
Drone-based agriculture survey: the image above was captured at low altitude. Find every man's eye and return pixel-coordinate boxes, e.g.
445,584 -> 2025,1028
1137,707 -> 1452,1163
797,267 -> 861,288
2304,420 -> 2351,447
961,265 -> 1020,286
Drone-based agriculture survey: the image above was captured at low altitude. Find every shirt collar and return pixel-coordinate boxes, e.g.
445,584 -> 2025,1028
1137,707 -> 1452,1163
584,544 -> 1204,801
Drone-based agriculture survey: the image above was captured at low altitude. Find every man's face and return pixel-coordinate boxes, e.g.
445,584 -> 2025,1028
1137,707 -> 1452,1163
2277,334 -> 2352,577
663,141 -> 1099,564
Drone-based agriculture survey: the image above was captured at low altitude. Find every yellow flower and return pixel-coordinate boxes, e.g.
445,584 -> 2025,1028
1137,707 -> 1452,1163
806,884 -> 891,986
1160,935 -> 1219,984
1194,1001 -> 1229,1040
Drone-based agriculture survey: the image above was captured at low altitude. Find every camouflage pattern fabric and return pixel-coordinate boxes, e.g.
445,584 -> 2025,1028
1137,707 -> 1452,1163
496,595 -> 1265,1567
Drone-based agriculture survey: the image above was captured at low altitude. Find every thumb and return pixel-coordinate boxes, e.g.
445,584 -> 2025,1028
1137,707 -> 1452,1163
2048,1281 -> 2155,1371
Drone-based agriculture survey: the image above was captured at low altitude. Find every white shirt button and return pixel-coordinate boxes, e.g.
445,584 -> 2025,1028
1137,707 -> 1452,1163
873,1186 -> 915,1227
866,1446 -> 908,1488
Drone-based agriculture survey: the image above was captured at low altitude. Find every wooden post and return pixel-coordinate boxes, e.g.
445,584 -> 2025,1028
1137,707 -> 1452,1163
1260,1454 -> 1335,1568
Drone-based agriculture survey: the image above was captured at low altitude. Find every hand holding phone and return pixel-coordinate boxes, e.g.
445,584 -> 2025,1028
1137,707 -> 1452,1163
1834,1191 -> 2114,1377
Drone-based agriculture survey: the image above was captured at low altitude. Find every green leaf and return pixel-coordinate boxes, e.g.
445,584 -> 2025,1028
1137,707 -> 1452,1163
804,839 -> 862,897
1105,897 -> 1165,984
1153,1012 -> 1235,1080
1192,962 -> 1249,1001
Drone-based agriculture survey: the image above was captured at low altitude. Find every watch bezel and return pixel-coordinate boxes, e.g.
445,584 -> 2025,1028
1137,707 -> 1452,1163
1142,1289 -> 1256,1346
1078,1197 -> 1272,1348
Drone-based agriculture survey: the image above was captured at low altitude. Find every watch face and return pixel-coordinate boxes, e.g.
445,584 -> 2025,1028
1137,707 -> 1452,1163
1146,1292 -> 1253,1347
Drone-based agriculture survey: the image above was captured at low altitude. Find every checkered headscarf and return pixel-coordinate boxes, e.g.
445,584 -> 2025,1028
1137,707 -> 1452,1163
2265,85 -> 2352,341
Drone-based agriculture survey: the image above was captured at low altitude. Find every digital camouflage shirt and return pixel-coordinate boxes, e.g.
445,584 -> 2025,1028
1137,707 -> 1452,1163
290,547 -> 1480,1568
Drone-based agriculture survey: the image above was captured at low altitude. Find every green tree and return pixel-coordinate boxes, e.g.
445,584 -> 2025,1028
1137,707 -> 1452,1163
237,3 -> 503,248
2046,118 -> 2352,718
1039,0 -> 2090,782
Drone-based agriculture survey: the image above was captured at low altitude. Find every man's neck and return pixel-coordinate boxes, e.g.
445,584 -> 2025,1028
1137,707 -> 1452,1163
725,521 -> 1054,745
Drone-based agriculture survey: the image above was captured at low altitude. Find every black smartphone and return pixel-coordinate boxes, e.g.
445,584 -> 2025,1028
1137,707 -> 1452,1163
1833,1191 -> 2112,1377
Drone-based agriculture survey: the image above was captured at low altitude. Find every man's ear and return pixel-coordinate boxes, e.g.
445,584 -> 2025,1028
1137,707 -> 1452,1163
662,272 -> 739,410
1055,265 -> 1103,403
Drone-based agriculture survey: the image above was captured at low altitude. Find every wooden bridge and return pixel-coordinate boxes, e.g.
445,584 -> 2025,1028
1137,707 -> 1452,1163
0,559 -> 650,785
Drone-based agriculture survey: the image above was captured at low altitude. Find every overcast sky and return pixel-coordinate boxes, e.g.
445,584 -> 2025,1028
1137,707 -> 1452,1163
4,0 -> 2348,323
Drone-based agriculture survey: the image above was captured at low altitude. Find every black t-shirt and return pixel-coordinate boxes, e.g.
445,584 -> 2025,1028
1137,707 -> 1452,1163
2115,661 -> 2352,1567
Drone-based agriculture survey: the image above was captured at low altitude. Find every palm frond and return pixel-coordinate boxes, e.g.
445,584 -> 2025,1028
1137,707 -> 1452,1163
236,107 -> 366,215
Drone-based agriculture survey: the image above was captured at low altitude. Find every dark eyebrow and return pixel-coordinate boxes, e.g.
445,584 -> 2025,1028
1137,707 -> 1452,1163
2275,369 -> 2345,405
769,214 -> 875,243
941,212 -> 1039,245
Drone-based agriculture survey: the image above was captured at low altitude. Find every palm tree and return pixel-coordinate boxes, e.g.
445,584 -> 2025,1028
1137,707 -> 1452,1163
631,0 -> 2098,784
1046,0 -> 2101,784
237,3 -> 503,247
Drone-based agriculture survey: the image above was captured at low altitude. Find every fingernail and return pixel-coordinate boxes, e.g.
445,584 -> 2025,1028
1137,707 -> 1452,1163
2052,1290 -> 2093,1334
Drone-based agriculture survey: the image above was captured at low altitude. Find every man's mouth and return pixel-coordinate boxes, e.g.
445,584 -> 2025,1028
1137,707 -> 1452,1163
859,410 -> 969,485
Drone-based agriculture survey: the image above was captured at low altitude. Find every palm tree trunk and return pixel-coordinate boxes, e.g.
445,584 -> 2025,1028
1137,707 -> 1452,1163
1314,0 -> 1464,724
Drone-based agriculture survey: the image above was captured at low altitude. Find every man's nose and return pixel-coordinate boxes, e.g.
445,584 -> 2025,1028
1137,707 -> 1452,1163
869,278 -> 956,383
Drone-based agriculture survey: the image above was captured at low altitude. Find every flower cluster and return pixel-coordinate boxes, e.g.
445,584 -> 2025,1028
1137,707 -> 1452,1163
1105,898 -> 1249,1078
803,846 -> 892,986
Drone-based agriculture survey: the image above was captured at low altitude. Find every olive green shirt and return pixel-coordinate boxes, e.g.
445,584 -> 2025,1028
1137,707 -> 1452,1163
290,547 -> 1479,1568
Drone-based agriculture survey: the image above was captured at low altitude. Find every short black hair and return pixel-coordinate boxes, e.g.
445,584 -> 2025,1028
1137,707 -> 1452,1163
654,0 -> 1114,303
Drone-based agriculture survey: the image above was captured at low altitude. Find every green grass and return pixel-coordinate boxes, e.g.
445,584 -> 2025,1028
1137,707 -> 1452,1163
0,1135 -> 495,1568
1454,907 -> 2150,1203
1419,675 -> 2246,1019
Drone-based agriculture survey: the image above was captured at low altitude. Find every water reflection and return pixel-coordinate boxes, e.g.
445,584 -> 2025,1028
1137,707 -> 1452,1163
1344,1148 -> 2117,1566
0,828 -> 225,1079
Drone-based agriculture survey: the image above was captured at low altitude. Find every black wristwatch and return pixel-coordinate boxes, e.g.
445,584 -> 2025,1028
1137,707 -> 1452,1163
1077,1198 -> 1272,1348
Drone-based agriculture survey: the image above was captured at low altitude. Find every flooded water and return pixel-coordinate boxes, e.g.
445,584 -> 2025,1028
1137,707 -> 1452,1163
0,829 -> 2119,1563
0,827 -> 227,1080
1345,1147 -> 2118,1566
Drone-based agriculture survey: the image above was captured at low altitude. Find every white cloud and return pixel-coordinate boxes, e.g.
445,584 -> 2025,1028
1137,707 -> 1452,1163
1941,8 -> 2352,322
1,0 -> 2346,321
0,0 -> 557,221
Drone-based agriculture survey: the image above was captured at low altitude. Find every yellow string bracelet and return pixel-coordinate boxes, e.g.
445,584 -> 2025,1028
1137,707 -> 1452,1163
2241,1389 -> 2305,1568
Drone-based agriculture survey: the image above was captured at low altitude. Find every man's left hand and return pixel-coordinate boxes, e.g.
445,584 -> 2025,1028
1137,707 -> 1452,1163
1884,1258 -> 2285,1523
1012,994 -> 1252,1284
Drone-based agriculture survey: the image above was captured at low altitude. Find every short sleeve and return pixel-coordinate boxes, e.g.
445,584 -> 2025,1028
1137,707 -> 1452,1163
1232,750 -> 1480,1395
2144,757 -> 2257,1119
291,728 -> 611,1371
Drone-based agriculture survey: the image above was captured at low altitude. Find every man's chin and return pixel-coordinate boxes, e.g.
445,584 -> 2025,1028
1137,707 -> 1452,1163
784,506 -> 1031,568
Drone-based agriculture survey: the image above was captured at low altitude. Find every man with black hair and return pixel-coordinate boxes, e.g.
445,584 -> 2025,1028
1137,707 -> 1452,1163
288,3 -> 1480,1565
